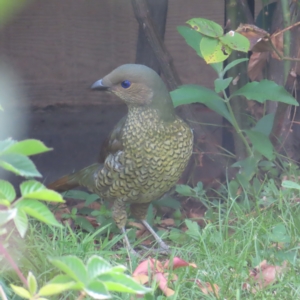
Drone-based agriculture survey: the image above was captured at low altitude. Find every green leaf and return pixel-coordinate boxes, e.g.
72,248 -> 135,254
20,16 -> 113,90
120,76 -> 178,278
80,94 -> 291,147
171,85 -> 233,124
14,208 -> 28,238
39,275 -> 81,296
0,179 -> 16,202
253,113 -> 275,136
99,273 -> 151,294
0,153 -> 42,177
152,197 -> 181,209
185,219 -> 201,241
221,58 -> 249,77
177,26 -> 202,57
0,208 -> 17,226
20,180 -> 64,202
16,199 -> 62,227
2,139 -> 52,156
0,138 -> 15,153
10,284 -> 31,299
176,184 -> 194,197
219,31 -> 250,52
49,256 -> 88,284
177,25 -> 222,74
269,223 -> 290,243
231,80 -> 298,105
63,190 -> 91,200
0,0 -> 29,28
232,155 -> 261,183
282,180 -> 300,190
27,272 -> 38,296
214,77 -> 233,93
187,18 -> 223,37
74,216 -> 95,233
200,36 -> 232,63
87,255 -> 117,280
85,280 -> 111,299
244,130 -> 274,160
85,193 -> 100,206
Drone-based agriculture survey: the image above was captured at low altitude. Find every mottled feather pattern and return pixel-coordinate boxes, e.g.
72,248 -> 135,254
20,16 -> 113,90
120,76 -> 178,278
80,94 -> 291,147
94,106 -> 193,204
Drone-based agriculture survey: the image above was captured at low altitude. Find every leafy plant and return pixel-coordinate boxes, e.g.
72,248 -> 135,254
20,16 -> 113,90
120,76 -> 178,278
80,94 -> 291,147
173,17 -> 298,197
11,255 -> 150,299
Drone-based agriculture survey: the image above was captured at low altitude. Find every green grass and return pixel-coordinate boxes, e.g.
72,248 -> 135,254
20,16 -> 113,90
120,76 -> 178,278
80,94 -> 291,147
2,181 -> 300,299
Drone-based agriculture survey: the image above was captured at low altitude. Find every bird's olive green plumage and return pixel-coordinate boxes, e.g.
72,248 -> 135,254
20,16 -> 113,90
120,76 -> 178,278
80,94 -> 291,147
48,64 -> 193,253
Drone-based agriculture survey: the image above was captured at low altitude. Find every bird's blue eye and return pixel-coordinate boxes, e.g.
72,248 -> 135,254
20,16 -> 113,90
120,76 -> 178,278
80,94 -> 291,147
121,80 -> 131,89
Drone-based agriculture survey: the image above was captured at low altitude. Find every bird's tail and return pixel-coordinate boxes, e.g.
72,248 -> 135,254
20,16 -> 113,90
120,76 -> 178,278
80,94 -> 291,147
47,163 -> 101,192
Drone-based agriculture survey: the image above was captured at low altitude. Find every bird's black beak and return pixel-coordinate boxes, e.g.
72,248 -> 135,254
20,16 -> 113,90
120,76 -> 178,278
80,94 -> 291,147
90,79 -> 109,91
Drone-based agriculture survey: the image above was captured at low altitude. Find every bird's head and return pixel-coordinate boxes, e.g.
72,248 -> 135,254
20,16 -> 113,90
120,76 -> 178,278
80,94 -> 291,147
91,64 -> 175,121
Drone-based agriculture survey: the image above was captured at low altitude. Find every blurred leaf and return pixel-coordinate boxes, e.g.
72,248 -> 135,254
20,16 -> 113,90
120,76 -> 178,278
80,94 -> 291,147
176,185 -> 194,197
232,155 -> 261,183
231,80 -> 298,105
63,190 -> 91,200
200,36 -> 232,63
49,256 -> 88,284
171,85 -> 233,124
0,139 -> 15,153
0,0 -> 31,28
219,31 -> 250,52
0,153 -> 41,177
187,18 -> 223,37
282,180 -> 300,190
27,272 -> 37,296
85,280 -> 110,299
0,179 -> 16,202
10,284 -> 31,299
16,199 -> 63,227
39,275 -> 80,296
221,58 -> 249,77
14,208 -> 28,238
244,130 -> 274,160
20,180 -> 64,202
74,216 -> 95,233
253,113 -> 275,136
87,255 -> 117,279
84,193 -> 100,206
152,197 -> 181,209
169,228 -> 189,244
269,223 -> 290,243
214,77 -> 233,93
0,208 -> 17,226
185,219 -> 201,241
3,139 -> 52,156
98,273 -> 150,294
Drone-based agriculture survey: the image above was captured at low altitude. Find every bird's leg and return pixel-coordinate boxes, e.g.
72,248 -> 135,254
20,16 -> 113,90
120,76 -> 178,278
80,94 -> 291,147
112,199 -> 137,255
130,203 -> 170,253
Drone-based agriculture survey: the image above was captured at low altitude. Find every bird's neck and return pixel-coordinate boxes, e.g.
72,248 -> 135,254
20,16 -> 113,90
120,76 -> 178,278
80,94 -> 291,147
127,105 -> 175,124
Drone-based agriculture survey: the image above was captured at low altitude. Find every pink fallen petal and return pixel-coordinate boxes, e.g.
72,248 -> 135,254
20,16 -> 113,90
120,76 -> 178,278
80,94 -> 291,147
164,257 -> 196,270
133,258 -> 164,276
154,272 -> 175,297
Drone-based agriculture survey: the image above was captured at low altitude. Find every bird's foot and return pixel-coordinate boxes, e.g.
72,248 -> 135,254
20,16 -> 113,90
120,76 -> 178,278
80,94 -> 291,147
140,243 -> 171,256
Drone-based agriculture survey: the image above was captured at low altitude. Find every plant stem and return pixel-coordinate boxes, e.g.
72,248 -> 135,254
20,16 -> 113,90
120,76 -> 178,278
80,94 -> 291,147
0,242 -> 28,287
225,0 -> 251,160
221,89 -> 252,156
280,0 -> 291,82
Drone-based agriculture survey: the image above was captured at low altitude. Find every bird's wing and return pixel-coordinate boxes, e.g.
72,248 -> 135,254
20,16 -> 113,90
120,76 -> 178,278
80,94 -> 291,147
98,115 -> 126,163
